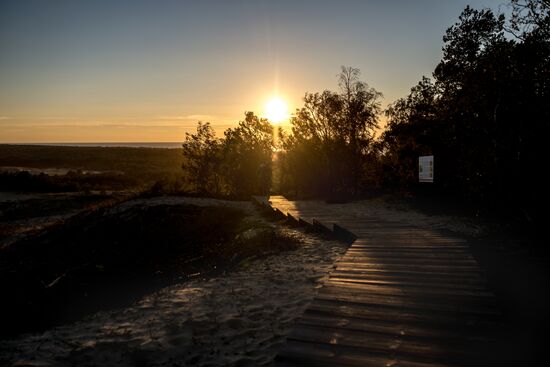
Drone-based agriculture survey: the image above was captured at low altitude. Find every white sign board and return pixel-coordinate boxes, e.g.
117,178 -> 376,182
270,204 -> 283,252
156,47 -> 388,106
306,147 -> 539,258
419,155 -> 434,183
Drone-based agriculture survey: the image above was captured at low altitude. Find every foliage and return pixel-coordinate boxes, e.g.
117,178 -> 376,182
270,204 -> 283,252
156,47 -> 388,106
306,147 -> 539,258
509,0 -> 550,39
222,112 -> 273,197
278,66 -> 382,199
274,1 -> 547,218
181,112 -> 273,198
379,2 -> 549,219
181,122 -> 222,194
0,145 -> 183,192
379,77 -> 438,188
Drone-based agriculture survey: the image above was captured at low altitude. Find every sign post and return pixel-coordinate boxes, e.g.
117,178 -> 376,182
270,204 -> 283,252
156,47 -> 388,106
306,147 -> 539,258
419,155 -> 434,183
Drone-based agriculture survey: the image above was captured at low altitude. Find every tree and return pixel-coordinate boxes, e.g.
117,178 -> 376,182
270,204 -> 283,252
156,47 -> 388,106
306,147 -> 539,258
181,122 -> 222,194
222,111 -> 273,197
338,66 -> 382,147
182,113 -> 274,198
380,77 -> 439,188
338,66 -> 383,192
509,0 -> 550,39
434,6 -> 506,93
279,66 -> 382,199
379,2 -> 549,220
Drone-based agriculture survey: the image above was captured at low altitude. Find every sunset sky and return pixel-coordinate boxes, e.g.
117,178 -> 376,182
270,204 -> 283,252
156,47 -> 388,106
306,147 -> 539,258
1,0 -> 507,143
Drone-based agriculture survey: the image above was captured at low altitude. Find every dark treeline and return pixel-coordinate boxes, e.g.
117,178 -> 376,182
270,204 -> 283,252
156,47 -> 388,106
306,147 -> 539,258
0,170 -> 133,192
183,0 -> 548,220
0,145 -> 183,192
378,1 -> 549,220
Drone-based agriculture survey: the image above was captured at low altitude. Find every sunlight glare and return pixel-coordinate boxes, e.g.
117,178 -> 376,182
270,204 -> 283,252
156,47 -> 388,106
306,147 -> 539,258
264,97 -> 289,123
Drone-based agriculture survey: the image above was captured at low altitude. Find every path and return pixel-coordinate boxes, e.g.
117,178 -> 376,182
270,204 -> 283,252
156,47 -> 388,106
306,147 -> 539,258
265,195 -> 502,367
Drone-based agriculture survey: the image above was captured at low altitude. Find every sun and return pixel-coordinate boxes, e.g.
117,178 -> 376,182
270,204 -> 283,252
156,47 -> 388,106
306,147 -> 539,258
264,97 -> 289,124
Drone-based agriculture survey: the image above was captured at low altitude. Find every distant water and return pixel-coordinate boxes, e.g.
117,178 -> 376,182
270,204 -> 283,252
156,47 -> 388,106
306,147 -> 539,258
14,142 -> 183,149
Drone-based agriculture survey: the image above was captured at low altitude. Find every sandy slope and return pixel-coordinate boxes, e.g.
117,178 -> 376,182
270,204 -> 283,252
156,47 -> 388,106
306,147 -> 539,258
0,197 -> 348,367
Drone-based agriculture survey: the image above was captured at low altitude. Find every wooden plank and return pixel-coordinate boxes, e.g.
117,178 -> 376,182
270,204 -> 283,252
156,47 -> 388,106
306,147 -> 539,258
287,324 -> 494,362
319,281 -> 495,306
349,248 -> 472,254
328,276 -> 488,292
342,258 -> 475,265
338,260 -> 479,269
276,339 -> 460,367
341,255 -> 477,263
335,262 -> 483,273
331,268 -> 485,280
345,247 -> 473,253
352,236 -> 468,242
315,289 -> 499,315
339,255 -> 478,266
340,253 -> 479,269
351,231 -> 465,236
350,246 -> 471,252
330,270 -> 486,283
336,259 -> 482,269
306,299 -> 503,327
297,312 -> 498,342
353,235 -> 464,240
346,247 -> 472,253
351,243 -> 470,249
323,280 -> 494,299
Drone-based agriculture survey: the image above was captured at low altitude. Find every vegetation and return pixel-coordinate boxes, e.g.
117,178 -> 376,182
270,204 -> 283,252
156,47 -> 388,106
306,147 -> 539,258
0,170 -> 135,192
2,1 -> 546,222
181,112 -> 273,198
379,1 -> 549,221
0,145 -> 183,191
278,0 -> 548,221
0,202 -> 300,338
278,66 -> 382,200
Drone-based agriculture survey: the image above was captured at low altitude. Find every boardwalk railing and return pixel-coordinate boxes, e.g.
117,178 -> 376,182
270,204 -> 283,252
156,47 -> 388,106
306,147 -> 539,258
252,196 -> 356,244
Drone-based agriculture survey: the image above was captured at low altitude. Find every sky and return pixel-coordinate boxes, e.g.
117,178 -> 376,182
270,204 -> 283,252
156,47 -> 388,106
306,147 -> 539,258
0,0 -> 509,143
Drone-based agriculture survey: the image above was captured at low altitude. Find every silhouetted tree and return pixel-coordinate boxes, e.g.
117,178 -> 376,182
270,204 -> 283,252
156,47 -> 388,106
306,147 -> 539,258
380,2 -> 549,220
379,76 -> 439,188
279,66 -> 381,199
222,112 -> 273,197
509,0 -> 550,39
182,122 -> 222,194
339,66 -> 383,192
182,114 -> 273,198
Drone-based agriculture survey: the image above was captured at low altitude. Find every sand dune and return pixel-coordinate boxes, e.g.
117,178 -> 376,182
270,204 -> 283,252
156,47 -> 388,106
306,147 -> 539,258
0,198 -> 348,366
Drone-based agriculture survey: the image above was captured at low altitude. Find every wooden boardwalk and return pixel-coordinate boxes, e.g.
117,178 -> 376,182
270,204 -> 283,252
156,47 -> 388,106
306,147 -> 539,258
262,196 -> 503,367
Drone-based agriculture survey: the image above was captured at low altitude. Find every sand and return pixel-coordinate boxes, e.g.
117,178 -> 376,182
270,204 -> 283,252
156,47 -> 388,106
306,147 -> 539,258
0,197 -> 348,367
0,194 -> 491,366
